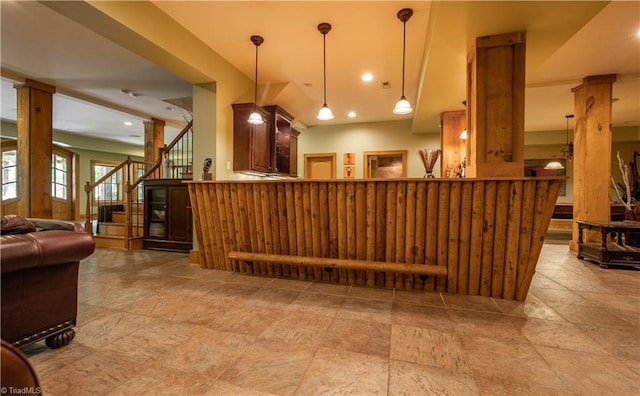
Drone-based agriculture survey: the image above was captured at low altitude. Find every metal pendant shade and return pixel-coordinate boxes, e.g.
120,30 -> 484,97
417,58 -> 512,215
317,23 -> 334,120
248,35 -> 265,125
393,8 -> 413,115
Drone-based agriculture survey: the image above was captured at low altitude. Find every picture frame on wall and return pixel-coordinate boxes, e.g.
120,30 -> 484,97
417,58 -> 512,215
343,165 -> 355,178
343,152 -> 355,165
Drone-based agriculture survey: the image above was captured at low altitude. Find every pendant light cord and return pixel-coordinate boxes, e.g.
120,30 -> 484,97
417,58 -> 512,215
323,32 -> 327,106
254,43 -> 259,104
401,20 -> 406,97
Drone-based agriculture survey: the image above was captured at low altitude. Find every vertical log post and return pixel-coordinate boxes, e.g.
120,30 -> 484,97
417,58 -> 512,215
570,74 -> 617,252
144,118 -> 165,176
466,32 -> 526,178
16,79 -> 56,218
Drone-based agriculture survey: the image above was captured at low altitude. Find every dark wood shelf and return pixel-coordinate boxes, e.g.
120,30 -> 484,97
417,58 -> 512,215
143,179 -> 192,252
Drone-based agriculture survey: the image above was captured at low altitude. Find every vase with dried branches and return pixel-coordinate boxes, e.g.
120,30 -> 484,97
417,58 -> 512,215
611,151 -> 638,222
418,148 -> 441,178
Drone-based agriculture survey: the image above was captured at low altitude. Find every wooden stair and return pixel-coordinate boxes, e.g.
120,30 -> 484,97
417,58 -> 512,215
94,203 -> 144,249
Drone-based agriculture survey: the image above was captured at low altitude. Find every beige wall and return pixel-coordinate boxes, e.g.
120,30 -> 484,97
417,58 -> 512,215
298,121 -> 638,205
298,120 -> 442,179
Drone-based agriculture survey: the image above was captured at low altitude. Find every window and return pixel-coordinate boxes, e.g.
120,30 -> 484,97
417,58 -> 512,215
1,149 -> 17,200
92,161 -> 121,202
52,153 -> 68,199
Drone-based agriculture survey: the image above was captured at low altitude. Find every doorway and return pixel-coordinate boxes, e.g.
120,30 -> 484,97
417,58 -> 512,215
304,153 -> 337,179
364,150 -> 407,178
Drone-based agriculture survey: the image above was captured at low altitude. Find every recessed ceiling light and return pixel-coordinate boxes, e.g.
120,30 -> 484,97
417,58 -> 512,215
361,73 -> 373,82
348,111 -> 356,118
124,121 -> 133,126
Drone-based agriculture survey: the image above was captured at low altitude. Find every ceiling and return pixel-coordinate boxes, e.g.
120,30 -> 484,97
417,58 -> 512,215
1,1 -> 638,147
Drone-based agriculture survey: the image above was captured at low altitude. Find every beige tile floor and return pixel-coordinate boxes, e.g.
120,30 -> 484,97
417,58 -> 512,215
23,242 -> 640,395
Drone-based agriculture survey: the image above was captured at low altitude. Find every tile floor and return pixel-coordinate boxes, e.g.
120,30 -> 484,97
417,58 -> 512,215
23,242 -> 640,395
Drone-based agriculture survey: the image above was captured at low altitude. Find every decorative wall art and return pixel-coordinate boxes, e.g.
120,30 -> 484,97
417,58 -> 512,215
343,152 -> 355,165
343,165 -> 355,178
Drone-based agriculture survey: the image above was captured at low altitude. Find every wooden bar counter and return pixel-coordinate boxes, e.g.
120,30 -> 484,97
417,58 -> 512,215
187,177 -> 563,301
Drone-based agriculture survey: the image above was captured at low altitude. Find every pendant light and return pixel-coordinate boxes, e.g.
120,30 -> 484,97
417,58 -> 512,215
247,35 -> 264,125
393,8 -> 413,115
317,23 -> 334,120
544,114 -> 574,170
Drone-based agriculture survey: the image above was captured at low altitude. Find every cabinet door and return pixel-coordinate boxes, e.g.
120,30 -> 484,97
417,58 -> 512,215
168,186 -> 192,242
290,132 -> 298,177
146,186 -> 167,239
251,121 -> 272,172
274,114 -> 291,174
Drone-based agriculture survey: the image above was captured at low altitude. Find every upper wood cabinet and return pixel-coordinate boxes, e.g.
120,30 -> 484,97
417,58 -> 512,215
232,103 -> 299,177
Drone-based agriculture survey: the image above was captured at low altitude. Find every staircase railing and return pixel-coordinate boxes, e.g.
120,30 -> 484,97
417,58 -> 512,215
84,158 -> 151,241
84,120 -> 193,249
162,121 -> 193,179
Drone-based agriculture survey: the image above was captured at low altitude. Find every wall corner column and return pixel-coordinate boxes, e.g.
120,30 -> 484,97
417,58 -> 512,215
193,82 -> 217,180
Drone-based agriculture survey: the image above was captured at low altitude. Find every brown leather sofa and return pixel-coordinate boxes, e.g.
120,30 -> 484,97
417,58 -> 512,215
1,217 -> 95,349
1,339 -> 40,391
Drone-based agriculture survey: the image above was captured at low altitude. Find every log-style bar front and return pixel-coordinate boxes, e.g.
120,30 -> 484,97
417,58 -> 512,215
187,177 -> 563,301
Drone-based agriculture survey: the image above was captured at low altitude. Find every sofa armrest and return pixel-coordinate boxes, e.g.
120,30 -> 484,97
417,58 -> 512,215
27,218 -> 85,233
1,230 -> 95,274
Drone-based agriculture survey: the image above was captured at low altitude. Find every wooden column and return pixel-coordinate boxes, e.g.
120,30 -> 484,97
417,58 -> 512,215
144,118 -> 165,165
440,110 -> 467,178
465,32 -> 526,178
570,74 -> 616,252
16,79 -> 56,218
